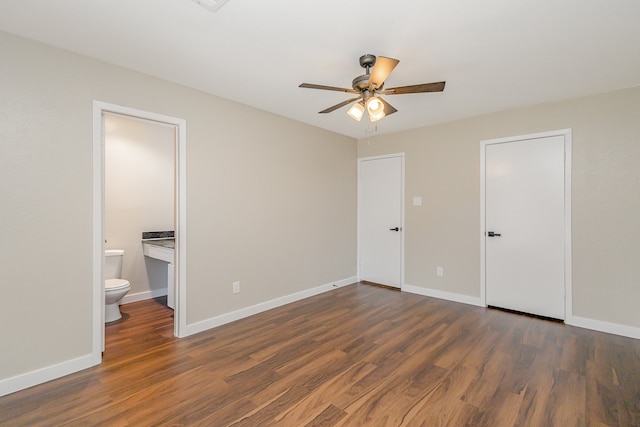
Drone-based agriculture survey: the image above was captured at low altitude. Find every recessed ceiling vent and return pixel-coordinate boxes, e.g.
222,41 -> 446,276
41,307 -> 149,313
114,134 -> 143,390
192,0 -> 229,13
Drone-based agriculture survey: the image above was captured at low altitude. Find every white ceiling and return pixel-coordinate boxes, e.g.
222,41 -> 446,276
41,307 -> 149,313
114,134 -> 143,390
1,0 -> 639,139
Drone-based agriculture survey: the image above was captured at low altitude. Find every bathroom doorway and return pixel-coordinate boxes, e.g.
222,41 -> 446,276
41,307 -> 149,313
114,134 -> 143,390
92,101 -> 187,357
104,113 -> 175,310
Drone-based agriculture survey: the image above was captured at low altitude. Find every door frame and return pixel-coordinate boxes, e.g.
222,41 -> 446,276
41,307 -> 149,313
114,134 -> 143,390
480,129 -> 572,319
92,101 -> 188,359
357,153 -> 405,288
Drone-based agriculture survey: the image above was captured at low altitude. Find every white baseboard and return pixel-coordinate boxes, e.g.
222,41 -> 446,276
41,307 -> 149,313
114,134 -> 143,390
402,283 -> 484,307
0,353 -> 100,398
5,279 -> 637,398
566,315 -> 640,340
121,288 -> 167,305
185,277 -> 357,337
402,284 -> 640,341
0,278 -> 356,397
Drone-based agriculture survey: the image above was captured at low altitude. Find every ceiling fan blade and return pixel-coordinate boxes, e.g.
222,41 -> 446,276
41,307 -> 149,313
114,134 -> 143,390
381,81 -> 446,95
379,97 -> 398,116
367,56 -> 399,90
319,96 -> 363,114
299,83 -> 359,94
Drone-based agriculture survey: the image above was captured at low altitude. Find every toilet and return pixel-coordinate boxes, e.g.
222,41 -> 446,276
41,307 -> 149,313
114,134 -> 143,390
105,249 -> 131,322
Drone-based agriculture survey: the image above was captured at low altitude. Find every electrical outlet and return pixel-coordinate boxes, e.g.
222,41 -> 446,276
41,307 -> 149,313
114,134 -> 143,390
436,267 -> 444,277
232,281 -> 240,294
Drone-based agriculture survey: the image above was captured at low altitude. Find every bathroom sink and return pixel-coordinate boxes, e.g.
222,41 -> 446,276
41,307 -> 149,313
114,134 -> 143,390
142,241 -> 174,263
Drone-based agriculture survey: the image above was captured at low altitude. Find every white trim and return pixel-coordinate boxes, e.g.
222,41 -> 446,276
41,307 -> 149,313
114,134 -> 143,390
479,129 -> 572,320
174,120 -> 188,338
185,277 -> 357,337
357,153 -> 405,288
402,284 -> 484,307
121,288 -> 168,305
400,155 -> 405,289
564,132 -> 573,319
92,101 -> 188,353
91,103 -> 106,355
2,275 -> 353,396
403,285 -> 640,341
567,316 -> 640,340
479,145 -> 487,306
0,353 -> 98,397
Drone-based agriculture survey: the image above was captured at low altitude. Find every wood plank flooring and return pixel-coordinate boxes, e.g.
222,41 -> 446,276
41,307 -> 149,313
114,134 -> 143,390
1,283 -> 639,426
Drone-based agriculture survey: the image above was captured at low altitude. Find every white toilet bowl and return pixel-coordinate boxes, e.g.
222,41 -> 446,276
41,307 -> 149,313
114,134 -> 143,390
105,249 -> 131,323
105,279 -> 131,322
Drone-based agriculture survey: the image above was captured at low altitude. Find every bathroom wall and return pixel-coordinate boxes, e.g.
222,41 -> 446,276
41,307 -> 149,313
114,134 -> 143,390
105,113 -> 175,299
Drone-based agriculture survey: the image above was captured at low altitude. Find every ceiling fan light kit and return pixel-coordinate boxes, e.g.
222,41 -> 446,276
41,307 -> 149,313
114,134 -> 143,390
366,97 -> 385,122
346,98 -> 385,123
299,54 -> 445,124
347,101 -> 365,121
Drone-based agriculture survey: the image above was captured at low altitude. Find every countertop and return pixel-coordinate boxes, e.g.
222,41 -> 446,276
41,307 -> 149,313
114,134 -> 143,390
142,239 -> 175,249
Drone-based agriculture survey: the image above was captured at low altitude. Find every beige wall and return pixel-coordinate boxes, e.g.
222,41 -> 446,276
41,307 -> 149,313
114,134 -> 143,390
2,25 -> 637,390
358,86 -> 640,328
105,114 -> 176,296
0,31 -> 357,381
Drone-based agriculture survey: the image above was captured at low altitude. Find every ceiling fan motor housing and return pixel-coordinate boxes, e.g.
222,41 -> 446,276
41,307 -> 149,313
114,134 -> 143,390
353,54 -> 383,92
352,74 -> 370,91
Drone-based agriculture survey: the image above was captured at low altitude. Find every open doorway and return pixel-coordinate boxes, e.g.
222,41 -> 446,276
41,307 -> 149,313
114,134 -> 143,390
105,112 -> 175,309
92,101 -> 187,358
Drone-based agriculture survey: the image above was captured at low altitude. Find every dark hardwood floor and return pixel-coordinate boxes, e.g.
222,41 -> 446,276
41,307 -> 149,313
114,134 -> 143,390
1,283 -> 639,426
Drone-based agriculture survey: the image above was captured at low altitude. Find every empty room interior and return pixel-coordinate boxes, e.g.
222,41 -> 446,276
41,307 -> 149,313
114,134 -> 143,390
1,1 -> 639,425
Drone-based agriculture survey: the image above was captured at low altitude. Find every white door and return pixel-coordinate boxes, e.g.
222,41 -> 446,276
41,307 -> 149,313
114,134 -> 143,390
358,155 -> 403,288
485,135 -> 566,319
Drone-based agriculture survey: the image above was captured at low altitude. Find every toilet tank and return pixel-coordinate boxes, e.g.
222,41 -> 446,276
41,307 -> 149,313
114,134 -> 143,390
105,249 -> 125,280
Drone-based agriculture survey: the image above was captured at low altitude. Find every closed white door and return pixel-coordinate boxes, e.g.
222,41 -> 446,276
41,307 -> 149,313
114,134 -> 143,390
485,135 -> 566,319
358,155 -> 403,288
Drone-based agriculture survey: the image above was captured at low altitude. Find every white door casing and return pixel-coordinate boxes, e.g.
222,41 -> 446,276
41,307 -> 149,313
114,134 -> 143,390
480,130 -> 572,320
92,101 -> 188,360
358,154 -> 404,288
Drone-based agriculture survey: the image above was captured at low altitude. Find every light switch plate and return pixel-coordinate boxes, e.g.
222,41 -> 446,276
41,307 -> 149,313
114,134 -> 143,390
412,196 -> 423,206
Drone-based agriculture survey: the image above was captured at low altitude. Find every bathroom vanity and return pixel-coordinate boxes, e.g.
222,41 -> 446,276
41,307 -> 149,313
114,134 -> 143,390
142,233 -> 175,309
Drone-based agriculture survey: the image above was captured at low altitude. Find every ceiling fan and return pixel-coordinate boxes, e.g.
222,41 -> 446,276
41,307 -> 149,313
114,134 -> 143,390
299,54 -> 445,123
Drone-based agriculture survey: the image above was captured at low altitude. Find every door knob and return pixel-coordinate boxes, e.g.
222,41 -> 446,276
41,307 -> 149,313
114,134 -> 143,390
487,231 -> 501,237
389,227 -> 400,231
